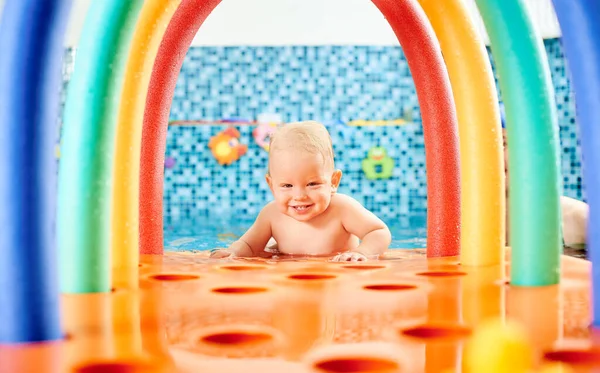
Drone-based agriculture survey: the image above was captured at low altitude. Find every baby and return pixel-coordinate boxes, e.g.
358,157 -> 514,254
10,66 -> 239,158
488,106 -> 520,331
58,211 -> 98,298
210,120 -> 392,261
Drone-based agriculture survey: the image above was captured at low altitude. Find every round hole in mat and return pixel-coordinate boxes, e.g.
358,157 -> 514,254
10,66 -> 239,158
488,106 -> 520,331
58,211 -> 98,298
342,265 -> 386,270
416,270 -> 467,278
211,286 -> 269,294
287,273 -> 338,281
219,264 -> 268,271
401,324 -> 471,340
493,279 -> 510,286
313,356 -> 399,373
75,361 -> 155,373
363,284 -> 417,291
110,287 -> 127,294
200,331 -> 273,346
147,273 -> 200,282
544,349 -> 600,365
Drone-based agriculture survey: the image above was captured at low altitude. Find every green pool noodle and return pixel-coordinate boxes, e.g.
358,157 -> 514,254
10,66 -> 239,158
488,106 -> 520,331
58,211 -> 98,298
57,1 -> 144,293
475,0 -> 562,286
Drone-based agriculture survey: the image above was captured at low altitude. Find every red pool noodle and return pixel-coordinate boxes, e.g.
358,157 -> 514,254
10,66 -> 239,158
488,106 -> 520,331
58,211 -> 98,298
372,0 -> 461,257
140,0 -> 223,255
140,0 -> 461,258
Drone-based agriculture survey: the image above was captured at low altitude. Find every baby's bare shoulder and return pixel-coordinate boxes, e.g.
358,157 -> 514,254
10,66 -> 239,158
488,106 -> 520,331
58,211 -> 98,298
263,200 -> 278,214
330,194 -> 368,218
256,201 -> 278,222
331,193 -> 362,209
331,193 -> 380,221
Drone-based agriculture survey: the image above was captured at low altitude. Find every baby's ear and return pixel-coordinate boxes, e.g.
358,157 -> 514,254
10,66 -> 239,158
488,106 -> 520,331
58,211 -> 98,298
265,174 -> 274,191
331,169 -> 342,192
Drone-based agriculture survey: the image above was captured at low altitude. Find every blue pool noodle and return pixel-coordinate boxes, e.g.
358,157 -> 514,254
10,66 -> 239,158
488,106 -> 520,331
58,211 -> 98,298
551,0 -> 600,325
0,0 -> 72,343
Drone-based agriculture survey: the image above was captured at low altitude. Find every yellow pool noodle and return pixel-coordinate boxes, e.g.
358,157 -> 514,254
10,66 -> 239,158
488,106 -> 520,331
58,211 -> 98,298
112,0 -> 182,289
418,0 -> 505,266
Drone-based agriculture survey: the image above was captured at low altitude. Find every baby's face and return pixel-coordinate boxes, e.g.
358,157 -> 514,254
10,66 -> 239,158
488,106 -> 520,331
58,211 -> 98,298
266,149 -> 341,222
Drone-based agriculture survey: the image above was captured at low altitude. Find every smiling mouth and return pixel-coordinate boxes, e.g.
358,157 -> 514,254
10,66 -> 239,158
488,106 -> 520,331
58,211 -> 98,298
291,204 -> 313,212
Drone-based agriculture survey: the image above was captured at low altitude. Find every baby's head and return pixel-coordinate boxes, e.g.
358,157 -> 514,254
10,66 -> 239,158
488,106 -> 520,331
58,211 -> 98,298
268,120 -> 334,171
266,121 -> 342,221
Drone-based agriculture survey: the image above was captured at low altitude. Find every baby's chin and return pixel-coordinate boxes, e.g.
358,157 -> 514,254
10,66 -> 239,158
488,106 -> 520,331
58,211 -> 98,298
289,214 -> 314,222
287,210 -> 316,222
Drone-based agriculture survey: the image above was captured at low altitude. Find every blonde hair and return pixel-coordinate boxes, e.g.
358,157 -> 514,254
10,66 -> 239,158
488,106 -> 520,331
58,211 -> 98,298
268,120 -> 335,173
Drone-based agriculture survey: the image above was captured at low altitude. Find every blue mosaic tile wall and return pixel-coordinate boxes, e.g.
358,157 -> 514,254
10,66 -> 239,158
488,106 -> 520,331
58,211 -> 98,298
58,38 -> 583,224
544,40 -> 583,198
164,123 -> 425,222
162,38 -> 583,223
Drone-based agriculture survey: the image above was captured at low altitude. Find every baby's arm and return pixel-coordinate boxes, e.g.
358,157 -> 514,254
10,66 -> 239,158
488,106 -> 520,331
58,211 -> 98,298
338,195 -> 392,258
210,204 -> 274,258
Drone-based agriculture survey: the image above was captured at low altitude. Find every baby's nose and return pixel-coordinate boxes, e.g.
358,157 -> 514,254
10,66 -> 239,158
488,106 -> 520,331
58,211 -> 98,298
293,189 -> 308,200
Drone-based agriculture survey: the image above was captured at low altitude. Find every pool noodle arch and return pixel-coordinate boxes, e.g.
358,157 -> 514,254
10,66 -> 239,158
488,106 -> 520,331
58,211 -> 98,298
0,0 -> 581,344
475,0 -> 561,286
0,0 -> 72,343
111,0 -> 182,290
57,1 -> 144,294
139,0 -> 462,260
417,0 -> 504,267
550,0 -> 600,324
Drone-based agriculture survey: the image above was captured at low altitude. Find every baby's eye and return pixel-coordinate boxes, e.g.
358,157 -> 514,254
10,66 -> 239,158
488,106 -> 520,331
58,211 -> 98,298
281,184 -> 292,188
308,182 -> 320,186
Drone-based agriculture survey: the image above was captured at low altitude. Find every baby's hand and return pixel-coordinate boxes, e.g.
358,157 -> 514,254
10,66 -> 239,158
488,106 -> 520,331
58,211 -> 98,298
330,251 -> 368,262
209,248 -> 234,259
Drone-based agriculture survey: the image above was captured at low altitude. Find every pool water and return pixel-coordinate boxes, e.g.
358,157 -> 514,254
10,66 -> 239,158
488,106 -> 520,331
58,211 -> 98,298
163,214 -> 428,252
163,214 -> 588,259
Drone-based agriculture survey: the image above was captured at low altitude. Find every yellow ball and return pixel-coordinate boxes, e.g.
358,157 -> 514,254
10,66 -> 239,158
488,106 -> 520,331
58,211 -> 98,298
463,318 -> 533,373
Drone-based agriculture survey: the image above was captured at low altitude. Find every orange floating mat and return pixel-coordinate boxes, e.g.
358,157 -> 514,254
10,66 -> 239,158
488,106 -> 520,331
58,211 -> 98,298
0,250 -> 594,372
